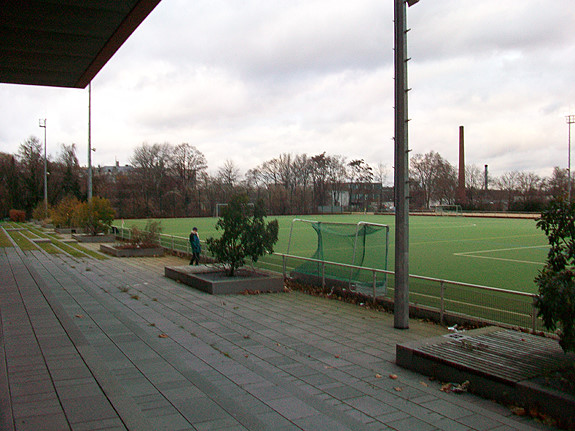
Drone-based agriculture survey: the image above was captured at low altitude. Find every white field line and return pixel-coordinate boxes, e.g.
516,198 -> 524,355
454,245 -> 548,265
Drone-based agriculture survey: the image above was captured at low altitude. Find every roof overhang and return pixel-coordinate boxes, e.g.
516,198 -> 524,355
0,0 -> 161,89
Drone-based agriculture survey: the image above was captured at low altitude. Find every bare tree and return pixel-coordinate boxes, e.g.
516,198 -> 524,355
217,159 -> 241,203
410,151 -> 456,209
496,171 -> 520,209
465,164 -> 484,208
130,142 -> 173,216
347,159 -> 373,211
170,143 -> 207,216
546,167 -> 569,199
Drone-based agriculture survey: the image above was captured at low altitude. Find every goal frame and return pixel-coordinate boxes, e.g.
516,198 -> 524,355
285,218 -> 390,289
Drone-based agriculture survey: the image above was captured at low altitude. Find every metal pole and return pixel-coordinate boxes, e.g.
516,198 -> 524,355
88,82 -> 93,201
39,119 -> 47,216
393,0 -> 413,329
567,115 -> 575,201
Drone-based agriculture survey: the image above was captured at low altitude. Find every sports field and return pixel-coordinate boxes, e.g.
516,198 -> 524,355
117,214 -> 547,294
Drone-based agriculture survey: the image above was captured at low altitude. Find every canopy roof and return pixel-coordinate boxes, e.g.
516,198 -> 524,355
0,0 -> 161,88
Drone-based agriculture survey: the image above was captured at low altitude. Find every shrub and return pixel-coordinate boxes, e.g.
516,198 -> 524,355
206,194 -> 279,276
127,220 -> 162,248
73,197 -> 115,236
535,198 -> 575,353
9,209 -> 26,222
32,203 -> 51,221
51,195 -> 80,228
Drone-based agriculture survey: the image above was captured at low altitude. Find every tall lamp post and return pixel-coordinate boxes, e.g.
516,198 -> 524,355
394,0 -> 419,329
567,115 -> 575,201
39,118 -> 48,215
88,82 -> 93,201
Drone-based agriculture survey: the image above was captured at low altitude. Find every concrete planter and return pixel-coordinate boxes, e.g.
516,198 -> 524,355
165,265 -> 285,295
72,233 -> 115,243
55,227 -> 79,234
100,244 -> 164,257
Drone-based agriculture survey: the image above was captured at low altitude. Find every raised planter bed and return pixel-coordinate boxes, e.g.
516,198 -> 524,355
72,233 -> 115,243
100,244 -> 164,257
165,265 -> 285,295
55,227 -> 79,234
396,327 -> 575,429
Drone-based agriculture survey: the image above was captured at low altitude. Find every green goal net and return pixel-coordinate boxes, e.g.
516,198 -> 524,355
287,219 -> 389,290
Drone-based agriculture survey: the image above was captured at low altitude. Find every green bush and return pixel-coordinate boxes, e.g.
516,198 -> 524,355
206,194 -> 279,276
73,197 -> 115,236
535,198 -> 575,353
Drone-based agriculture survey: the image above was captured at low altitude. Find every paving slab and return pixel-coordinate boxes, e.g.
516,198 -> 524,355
0,233 -> 562,431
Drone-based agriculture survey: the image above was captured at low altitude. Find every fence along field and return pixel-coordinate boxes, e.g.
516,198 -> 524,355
116,214 -> 549,330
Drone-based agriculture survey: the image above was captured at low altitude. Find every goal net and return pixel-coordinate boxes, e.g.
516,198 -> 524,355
215,202 -> 254,218
287,219 -> 389,290
434,204 -> 462,216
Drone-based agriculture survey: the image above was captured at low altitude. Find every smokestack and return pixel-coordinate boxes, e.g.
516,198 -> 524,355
484,164 -> 489,190
457,126 -> 466,205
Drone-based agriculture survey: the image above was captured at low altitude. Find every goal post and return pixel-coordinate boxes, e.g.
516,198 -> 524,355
286,219 -> 390,291
434,204 -> 462,216
215,202 -> 254,218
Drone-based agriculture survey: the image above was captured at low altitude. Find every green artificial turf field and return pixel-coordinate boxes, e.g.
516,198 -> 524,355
116,214 -> 547,294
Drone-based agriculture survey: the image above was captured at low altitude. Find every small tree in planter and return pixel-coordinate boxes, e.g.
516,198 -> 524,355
73,197 -> 115,236
535,197 -> 575,353
206,194 -> 279,276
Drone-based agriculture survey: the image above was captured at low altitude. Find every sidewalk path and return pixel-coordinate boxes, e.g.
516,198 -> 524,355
0,243 -> 555,430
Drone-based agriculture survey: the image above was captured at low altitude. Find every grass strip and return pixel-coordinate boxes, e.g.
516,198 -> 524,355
66,242 -> 109,260
0,229 -> 14,248
7,231 -> 39,251
37,242 -> 63,254
26,224 -> 108,260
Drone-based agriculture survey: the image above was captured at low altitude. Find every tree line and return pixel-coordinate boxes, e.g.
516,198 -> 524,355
0,137 -> 570,219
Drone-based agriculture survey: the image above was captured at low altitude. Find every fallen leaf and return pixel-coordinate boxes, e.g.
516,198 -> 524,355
375,374 -> 382,379
440,383 -> 453,393
158,333 -> 169,338
394,387 -> 403,392
511,406 -> 527,416
74,314 -> 84,318
420,381 -> 428,387
452,380 -> 470,393
335,354 -> 340,358
389,374 -> 398,380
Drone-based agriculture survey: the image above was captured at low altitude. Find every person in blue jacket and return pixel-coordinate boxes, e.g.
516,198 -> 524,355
189,227 -> 201,265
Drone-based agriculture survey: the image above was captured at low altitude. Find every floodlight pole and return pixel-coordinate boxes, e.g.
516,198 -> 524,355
567,115 -> 575,201
39,118 -> 48,215
88,82 -> 93,201
394,0 -> 417,329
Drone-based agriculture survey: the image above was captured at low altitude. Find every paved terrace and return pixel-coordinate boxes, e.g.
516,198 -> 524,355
0,241 -> 555,430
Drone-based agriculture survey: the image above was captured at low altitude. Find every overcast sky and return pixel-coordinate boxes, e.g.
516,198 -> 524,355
1,0 -> 575,183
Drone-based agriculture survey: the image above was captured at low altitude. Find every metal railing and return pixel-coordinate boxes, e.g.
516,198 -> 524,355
113,227 -> 541,332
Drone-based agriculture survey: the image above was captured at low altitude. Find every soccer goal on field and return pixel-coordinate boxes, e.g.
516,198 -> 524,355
434,204 -> 463,216
214,202 -> 254,218
286,219 -> 390,291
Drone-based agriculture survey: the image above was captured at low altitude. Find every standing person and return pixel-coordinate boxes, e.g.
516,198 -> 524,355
189,227 -> 201,265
